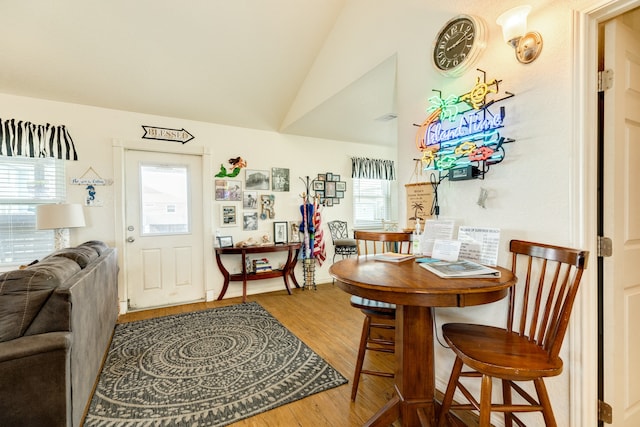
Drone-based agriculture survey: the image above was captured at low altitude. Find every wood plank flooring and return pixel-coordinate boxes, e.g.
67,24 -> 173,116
118,282 -> 477,426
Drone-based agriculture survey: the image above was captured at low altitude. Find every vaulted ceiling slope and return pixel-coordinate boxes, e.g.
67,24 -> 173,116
0,0 -> 398,146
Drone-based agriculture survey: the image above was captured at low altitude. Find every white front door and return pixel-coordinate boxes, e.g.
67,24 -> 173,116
124,150 -> 204,309
603,14 -> 640,426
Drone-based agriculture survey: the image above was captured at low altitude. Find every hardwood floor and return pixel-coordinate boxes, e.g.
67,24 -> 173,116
118,283 -> 477,426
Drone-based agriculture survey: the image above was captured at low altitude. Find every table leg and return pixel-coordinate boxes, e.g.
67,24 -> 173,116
364,305 -> 435,426
241,251 -> 247,303
215,251 -> 231,301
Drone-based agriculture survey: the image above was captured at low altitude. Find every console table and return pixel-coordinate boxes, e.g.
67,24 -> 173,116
215,242 -> 301,303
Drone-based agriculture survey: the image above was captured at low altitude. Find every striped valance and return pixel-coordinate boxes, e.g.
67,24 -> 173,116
351,157 -> 395,180
0,118 -> 78,160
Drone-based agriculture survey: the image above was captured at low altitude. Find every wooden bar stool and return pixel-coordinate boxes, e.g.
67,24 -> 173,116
437,240 -> 589,427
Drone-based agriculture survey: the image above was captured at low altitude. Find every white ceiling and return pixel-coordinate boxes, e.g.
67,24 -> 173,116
0,0 -> 398,146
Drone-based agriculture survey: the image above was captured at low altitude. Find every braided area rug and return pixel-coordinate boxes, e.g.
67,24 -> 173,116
84,302 -> 347,426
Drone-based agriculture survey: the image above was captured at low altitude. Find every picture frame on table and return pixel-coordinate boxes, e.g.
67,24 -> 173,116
220,205 -> 237,227
273,221 -> 288,244
217,236 -> 234,248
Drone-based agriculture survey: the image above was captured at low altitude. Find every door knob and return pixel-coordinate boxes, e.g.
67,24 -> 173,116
127,236 -> 135,243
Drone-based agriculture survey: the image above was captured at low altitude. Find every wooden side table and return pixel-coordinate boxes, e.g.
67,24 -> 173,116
215,243 -> 301,303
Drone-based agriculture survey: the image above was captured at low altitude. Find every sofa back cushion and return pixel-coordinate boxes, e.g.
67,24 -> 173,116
0,257 -> 80,342
43,246 -> 99,269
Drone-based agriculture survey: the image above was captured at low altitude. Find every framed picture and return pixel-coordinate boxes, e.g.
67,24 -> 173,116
243,191 -> 258,209
220,205 -> 237,227
273,221 -> 288,244
243,211 -> 258,231
317,174 -> 326,181
332,174 -> 340,181
271,167 -> 290,192
336,181 -> 346,191
313,180 -> 325,191
217,236 -> 234,248
245,169 -> 270,190
336,191 -> 344,198
215,179 -> 242,201
325,181 -> 337,198
326,172 -> 333,181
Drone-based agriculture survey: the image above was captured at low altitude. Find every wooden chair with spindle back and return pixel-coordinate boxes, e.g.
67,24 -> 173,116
349,230 -> 413,401
437,239 -> 589,427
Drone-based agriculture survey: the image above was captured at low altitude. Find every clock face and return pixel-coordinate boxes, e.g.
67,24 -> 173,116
433,15 -> 486,77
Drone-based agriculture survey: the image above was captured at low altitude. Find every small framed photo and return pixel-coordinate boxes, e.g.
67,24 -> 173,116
317,174 -> 326,181
271,167 -> 290,192
243,211 -> 258,231
217,236 -> 234,248
220,205 -> 237,227
243,191 -> 258,209
325,181 -> 337,198
336,181 -> 346,191
326,172 -> 333,181
245,169 -> 270,190
273,221 -> 288,244
313,180 -> 325,191
325,198 -> 334,207
215,179 -> 242,201
332,174 -> 340,181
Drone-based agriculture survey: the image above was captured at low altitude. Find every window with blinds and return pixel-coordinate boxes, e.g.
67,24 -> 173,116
0,156 -> 65,266
353,178 -> 391,229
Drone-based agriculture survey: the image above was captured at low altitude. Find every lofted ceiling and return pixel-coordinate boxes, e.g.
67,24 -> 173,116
0,0 -> 398,146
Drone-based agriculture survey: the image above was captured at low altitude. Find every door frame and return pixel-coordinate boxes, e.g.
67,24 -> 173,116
574,0 -> 640,425
113,139 -> 213,314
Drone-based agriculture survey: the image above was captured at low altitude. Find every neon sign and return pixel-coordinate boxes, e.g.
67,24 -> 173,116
415,71 -> 515,179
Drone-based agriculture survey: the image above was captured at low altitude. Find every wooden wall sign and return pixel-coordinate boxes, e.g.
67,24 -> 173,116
142,125 -> 194,144
405,182 -> 434,231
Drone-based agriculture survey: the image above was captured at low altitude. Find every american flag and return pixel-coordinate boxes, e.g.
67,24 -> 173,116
312,199 -> 326,265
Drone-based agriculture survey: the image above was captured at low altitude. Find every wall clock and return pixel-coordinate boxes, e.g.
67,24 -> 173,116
432,14 -> 487,78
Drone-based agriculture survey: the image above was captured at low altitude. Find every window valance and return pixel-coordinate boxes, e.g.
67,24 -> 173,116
0,118 -> 78,160
351,157 -> 395,181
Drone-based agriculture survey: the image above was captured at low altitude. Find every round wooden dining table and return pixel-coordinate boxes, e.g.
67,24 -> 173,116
329,256 -> 516,427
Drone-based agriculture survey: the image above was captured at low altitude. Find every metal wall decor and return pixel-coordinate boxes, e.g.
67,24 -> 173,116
313,172 -> 346,207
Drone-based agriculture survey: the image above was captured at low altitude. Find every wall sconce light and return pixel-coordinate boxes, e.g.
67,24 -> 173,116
36,203 -> 86,249
496,5 -> 543,64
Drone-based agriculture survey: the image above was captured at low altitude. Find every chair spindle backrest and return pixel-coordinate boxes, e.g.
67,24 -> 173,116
508,240 -> 589,358
354,230 -> 413,255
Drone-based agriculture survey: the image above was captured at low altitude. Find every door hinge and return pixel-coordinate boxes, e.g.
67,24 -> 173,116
598,399 -> 613,424
598,236 -> 613,257
598,69 -> 614,92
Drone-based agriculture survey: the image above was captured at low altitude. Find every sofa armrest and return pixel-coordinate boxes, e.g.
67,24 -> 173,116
0,332 -> 72,427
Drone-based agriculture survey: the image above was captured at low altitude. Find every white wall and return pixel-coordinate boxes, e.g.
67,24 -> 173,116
0,92 -> 395,300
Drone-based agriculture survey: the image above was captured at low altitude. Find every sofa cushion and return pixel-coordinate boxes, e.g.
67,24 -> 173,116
43,246 -> 98,269
0,257 -> 80,342
79,240 -> 109,255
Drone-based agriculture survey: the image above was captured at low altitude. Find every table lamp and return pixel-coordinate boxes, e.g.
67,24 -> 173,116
36,203 -> 86,249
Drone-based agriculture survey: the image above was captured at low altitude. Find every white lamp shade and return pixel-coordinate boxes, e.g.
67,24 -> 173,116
36,203 -> 86,230
496,5 -> 531,44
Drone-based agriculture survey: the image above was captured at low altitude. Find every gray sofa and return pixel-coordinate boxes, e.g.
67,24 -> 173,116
0,241 -> 119,427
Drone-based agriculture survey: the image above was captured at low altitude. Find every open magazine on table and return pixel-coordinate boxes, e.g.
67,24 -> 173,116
418,258 -> 501,278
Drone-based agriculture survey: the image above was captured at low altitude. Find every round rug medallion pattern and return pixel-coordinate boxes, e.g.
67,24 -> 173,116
84,302 -> 347,426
